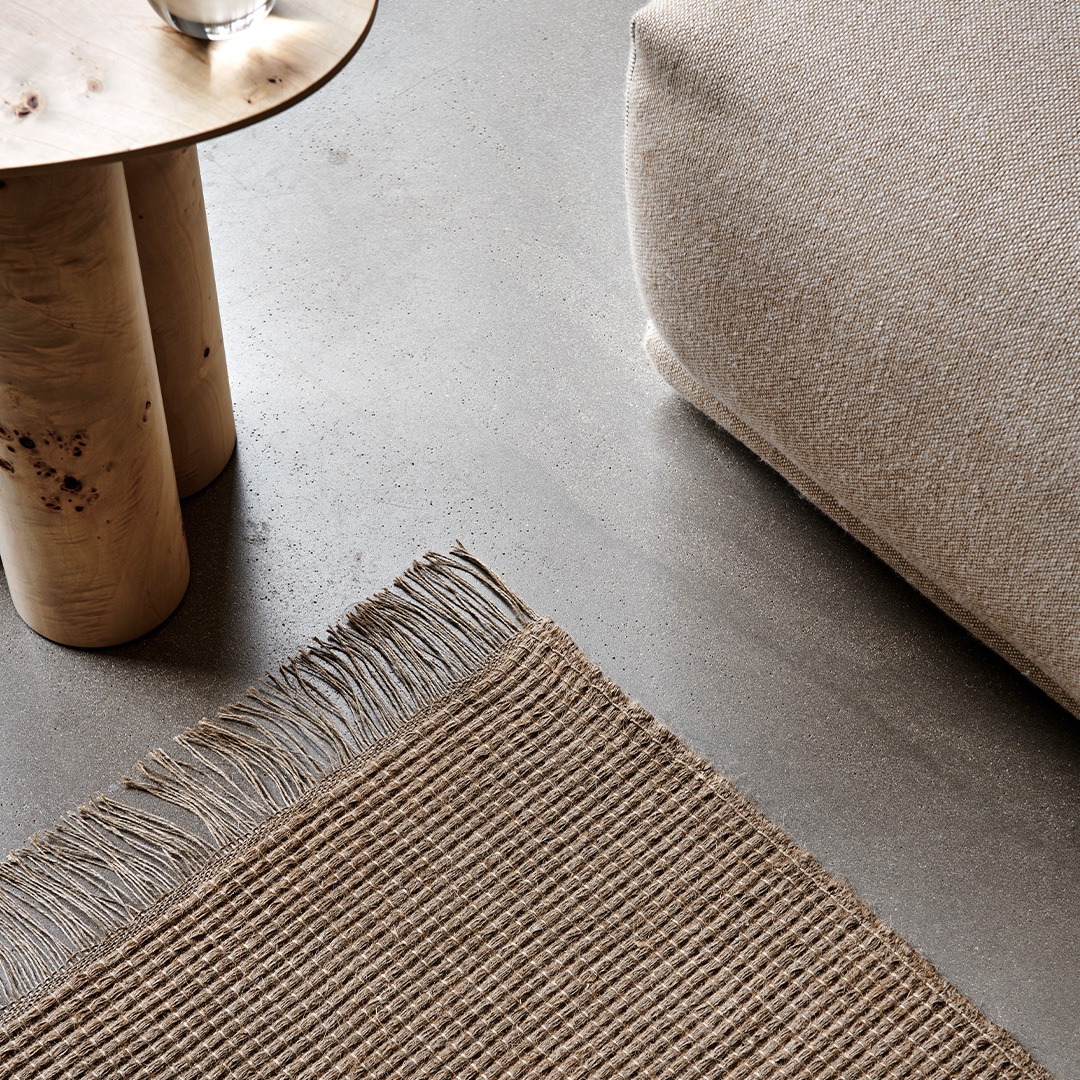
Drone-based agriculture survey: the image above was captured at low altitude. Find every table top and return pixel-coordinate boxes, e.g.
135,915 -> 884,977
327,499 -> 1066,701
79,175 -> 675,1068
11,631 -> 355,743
0,0 -> 377,176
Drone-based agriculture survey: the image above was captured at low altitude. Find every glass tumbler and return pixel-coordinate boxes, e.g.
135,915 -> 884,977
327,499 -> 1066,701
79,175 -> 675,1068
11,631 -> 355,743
148,0 -> 275,39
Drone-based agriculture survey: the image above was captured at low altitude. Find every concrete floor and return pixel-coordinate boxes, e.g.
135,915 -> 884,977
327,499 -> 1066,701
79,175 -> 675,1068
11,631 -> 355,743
1,0 -> 1077,1073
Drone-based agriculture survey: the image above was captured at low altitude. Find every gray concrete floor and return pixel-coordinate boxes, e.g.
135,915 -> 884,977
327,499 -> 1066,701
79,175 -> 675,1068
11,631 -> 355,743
2,0 -> 1077,1073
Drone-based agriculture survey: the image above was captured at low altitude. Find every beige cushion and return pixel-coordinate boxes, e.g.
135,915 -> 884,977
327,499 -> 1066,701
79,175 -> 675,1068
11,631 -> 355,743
626,0 -> 1080,715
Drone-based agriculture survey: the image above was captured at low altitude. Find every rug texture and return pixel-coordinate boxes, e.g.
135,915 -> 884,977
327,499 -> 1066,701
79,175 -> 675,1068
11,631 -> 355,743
0,548 -> 1054,1078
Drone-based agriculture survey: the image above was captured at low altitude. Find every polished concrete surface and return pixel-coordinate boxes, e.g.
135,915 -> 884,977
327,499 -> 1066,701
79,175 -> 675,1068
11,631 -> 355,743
1,1 -> 1077,1074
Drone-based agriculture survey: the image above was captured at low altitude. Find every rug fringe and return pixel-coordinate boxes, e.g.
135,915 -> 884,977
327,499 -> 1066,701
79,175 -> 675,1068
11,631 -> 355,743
0,544 -> 535,1006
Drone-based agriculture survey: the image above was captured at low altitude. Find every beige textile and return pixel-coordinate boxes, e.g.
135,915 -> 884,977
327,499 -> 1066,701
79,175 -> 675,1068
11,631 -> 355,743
0,550 -> 1054,1078
626,0 -> 1080,715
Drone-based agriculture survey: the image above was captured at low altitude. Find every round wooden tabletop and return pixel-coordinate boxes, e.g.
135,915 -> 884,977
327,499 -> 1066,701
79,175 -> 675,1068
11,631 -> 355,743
0,0 -> 377,176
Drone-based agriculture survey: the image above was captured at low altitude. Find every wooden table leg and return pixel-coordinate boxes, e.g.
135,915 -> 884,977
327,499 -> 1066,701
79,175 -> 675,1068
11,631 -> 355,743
0,163 -> 189,647
125,145 -> 236,499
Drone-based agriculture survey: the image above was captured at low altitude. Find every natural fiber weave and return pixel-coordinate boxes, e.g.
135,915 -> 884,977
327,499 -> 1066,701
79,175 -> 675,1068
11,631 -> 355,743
0,549 -> 1054,1077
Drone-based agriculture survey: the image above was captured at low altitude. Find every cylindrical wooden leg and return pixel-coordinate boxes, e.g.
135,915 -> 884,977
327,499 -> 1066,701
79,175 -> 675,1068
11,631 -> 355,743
125,145 -> 236,499
0,163 -> 189,647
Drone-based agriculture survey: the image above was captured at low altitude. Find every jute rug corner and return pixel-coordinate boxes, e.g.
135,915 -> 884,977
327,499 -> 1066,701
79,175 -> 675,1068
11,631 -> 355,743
0,545 -> 1057,1079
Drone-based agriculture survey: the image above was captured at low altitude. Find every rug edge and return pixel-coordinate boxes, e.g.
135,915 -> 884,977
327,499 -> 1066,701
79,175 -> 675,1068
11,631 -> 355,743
540,621 -> 1059,1080
0,543 -> 536,1011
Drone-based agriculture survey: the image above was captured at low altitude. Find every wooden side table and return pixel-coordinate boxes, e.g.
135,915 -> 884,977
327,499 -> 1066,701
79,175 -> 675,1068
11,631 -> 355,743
0,0 -> 376,646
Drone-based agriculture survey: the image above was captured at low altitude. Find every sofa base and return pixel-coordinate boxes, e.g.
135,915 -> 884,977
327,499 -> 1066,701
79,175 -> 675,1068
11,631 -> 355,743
646,323 -> 1078,718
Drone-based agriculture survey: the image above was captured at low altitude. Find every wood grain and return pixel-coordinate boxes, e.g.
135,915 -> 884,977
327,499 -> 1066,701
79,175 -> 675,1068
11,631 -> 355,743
0,0 -> 377,175
126,146 -> 236,498
0,163 -> 189,646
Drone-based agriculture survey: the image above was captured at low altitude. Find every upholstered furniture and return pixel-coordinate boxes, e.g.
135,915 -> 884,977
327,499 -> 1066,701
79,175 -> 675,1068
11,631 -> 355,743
626,0 -> 1080,716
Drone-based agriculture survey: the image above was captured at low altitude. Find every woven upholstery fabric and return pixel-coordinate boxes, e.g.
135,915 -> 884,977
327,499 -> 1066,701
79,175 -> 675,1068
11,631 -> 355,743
0,618 -> 1052,1078
626,0 -> 1080,715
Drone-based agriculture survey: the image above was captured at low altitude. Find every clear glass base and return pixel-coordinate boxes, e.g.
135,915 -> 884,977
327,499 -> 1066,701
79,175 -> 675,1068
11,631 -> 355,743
150,0 -> 275,40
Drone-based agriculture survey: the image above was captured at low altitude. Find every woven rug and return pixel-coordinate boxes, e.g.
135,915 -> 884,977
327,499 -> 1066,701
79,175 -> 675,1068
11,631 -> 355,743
0,547 -> 1054,1078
